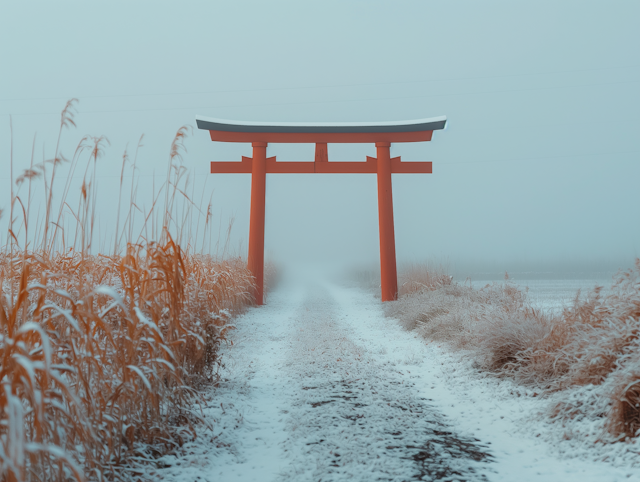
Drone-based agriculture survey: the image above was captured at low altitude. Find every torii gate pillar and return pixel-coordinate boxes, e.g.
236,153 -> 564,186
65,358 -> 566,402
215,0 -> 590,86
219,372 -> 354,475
248,142 -> 267,304
375,142 -> 398,302
195,115 -> 447,305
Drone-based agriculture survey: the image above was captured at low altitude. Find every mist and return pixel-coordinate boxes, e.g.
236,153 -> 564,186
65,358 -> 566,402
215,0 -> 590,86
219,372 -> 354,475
2,0 -> 639,279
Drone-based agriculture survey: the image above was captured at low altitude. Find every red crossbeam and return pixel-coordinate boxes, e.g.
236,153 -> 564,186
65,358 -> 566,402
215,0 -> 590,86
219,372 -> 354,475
211,157 -> 432,174
208,130 -> 433,144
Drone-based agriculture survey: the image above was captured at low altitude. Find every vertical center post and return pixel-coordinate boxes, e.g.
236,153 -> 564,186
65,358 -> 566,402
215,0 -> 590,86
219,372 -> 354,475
376,142 -> 399,301
248,142 -> 267,304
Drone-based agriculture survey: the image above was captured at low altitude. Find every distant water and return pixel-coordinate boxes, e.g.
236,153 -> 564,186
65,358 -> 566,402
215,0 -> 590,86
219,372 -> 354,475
467,277 -> 614,313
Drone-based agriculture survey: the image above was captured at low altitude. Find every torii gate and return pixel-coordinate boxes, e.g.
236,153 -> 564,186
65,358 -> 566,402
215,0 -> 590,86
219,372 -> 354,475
196,115 -> 447,304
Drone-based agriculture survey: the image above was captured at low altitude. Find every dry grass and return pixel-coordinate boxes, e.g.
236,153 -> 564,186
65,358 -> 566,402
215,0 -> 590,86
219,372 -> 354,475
385,262 -> 640,441
348,263 -> 453,298
1,102 -> 258,481
0,243 -> 254,481
398,262 -> 453,297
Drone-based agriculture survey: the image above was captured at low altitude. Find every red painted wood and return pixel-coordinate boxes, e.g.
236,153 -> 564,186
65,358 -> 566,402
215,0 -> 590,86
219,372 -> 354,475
211,157 -> 432,174
315,143 -> 328,163
209,130 -> 433,144
315,160 -> 377,174
375,143 -> 398,301
391,157 -> 432,173
210,156 -> 253,173
266,159 -> 314,173
212,159 -> 432,174
247,143 -> 267,305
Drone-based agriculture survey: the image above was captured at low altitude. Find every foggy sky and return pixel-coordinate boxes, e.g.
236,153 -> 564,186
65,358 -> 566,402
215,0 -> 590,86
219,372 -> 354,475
1,0 -> 639,277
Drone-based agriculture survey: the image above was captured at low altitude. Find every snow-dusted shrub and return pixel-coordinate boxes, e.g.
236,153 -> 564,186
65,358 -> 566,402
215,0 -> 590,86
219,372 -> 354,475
398,262 -> 453,297
606,348 -> 640,439
470,306 -> 571,385
554,261 -> 640,437
385,276 -> 528,347
384,283 -> 477,335
388,261 -> 640,440
558,265 -> 640,387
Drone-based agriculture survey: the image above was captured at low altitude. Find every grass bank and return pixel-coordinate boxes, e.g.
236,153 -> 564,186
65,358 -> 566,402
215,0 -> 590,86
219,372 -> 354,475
384,262 -> 640,443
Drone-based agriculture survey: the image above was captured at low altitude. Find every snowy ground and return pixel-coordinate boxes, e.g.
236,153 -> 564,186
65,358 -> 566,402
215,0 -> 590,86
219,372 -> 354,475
150,278 -> 640,482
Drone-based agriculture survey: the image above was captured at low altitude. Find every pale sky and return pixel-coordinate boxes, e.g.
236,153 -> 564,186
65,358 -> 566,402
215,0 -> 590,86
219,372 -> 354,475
1,0 -> 639,277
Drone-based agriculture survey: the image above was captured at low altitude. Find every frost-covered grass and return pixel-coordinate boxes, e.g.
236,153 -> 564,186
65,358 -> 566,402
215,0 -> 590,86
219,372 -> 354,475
0,102 -> 257,481
0,246 -> 254,481
347,262 -> 453,298
385,262 -> 640,445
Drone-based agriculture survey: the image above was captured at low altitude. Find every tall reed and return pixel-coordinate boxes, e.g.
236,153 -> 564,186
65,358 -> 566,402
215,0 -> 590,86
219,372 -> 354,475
1,101 -> 256,481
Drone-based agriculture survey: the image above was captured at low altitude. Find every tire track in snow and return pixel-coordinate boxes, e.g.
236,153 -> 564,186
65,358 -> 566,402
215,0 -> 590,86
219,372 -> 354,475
153,282 -> 493,481
279,285 -> 493,481
154,281 -> 640,482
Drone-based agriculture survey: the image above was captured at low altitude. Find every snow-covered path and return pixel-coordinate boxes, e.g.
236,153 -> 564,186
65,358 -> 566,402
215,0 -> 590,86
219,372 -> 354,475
154,280 -> 640,482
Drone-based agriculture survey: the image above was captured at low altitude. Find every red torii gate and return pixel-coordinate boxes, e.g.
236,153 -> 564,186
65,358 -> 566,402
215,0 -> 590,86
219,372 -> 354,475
196,115 -> 447,304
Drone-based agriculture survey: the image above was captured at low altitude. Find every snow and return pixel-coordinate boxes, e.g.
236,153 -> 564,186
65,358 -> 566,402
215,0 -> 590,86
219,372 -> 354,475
148,278 -> 640,482
194,115 -> 447,128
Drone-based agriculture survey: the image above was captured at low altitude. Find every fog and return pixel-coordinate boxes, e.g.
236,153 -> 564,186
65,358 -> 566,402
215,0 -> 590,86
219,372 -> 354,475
2,1 -> 639,278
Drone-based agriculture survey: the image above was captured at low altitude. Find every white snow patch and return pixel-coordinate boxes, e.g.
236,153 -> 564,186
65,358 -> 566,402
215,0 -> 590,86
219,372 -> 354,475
149,280 -> 640,482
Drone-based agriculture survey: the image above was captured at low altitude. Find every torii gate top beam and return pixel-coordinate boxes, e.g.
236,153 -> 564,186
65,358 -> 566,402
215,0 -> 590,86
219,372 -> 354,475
195,115 -> 446,143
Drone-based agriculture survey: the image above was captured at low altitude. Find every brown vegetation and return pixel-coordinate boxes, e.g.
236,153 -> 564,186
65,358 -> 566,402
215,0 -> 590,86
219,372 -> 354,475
1,102 -> 257,481
385,262 -> 640,441
398,262 -> 453,297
